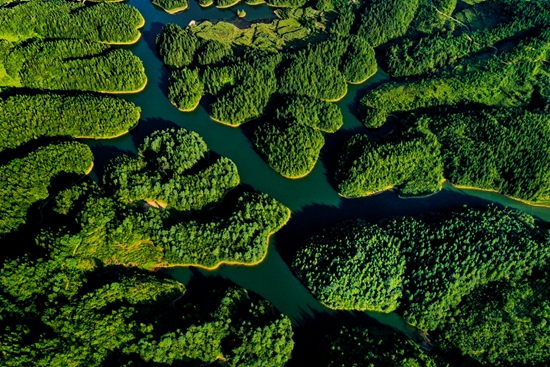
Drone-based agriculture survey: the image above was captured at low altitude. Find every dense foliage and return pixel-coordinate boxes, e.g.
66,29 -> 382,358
0,1 -> 144,43
321,326 -> 439,367
293,206 -> 550,331
293,220 -> 405,312
254,121 -> 324,178
0,248 -> 294,366
439,273 -> 550,366
0,39 -> 146,92
152,0 -> 189,13
45,128 -> 290,269
336,106 -> 550,203
274,95 -> 343,133
0,94 -> 140,151
0,142 -> 93,236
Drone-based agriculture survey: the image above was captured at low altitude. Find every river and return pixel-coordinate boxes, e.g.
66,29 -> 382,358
83,0 -> 550,364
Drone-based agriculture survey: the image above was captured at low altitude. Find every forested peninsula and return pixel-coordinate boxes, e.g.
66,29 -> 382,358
3,0 -> 550,366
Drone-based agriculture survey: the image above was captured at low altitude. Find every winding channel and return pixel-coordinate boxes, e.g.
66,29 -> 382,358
82,0 -> 550,361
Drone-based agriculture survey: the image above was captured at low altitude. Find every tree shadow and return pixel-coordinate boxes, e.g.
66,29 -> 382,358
89,144 -> 134,182
130,117 -> 180,148
142,21 -> 165,55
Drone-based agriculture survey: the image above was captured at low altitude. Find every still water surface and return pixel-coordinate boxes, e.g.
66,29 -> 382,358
84,0 -> 550,359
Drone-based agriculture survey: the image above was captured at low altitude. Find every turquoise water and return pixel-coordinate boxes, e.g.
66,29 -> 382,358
84,0 -> 550,359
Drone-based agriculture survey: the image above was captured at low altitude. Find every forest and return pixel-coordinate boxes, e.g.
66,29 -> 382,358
3,0 -> 550,366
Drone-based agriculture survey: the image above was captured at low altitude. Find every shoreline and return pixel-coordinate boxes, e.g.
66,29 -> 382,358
199,0 -> 215,7
347,69 -> 378,85
100,76 -> 148,94
103,17 -> 145,45
76,112 -> 140,140
154,207 -> 291,271
153,2 -> 189,14
216,0 -> 241,8
276,159 -> 318,180
324,88 -> 348,103
338,185 -> 396,199
246,0 -> 266,4
173,98 -> 201,112
84,161 -> 94,175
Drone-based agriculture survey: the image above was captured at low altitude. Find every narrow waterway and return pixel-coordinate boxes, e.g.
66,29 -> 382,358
83,0 -> 550,363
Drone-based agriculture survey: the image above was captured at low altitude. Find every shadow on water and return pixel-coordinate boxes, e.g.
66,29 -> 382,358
157,65 -> 172,100
88,145 -> 134,181
130,116 -> 180,147
142,21 -> 164,54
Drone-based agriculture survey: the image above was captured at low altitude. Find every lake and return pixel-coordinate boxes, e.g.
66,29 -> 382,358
83,0 -> 550,363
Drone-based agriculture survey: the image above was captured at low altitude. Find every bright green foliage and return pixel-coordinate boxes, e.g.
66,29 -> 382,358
357,0 -> 420,47
0,1 -> 144,43
197,40 -> 234,65
105,128 -> 237,212
0,142 -> 93,236
275,95 -> 343,133
322,326 -> 440,367
336,126 -> 443,198
440,276 -> 550,366
295,206 -> 550,332
409,0 -> 458,36
341,36 -> 377,83
153,0 -> 188,12
386,1 -> 550,77
293,221 -> 405,312
0,94 -> 140,151
425,108 -> 550,203
362,30 -> 549,128
338,106 -> 550,203
168,68 -> 204,111
161,191 -> 290,267
254,121 -> 324,178
1,39 -> 146,92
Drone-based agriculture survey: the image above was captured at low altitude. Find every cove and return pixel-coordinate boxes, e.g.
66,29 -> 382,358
82,0 -> 550,364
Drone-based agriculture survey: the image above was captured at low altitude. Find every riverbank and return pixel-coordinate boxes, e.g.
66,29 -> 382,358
100,76 -> 148,94
84,161 -> 94,176
216,0 -> 241,8
154,207 -> 291,271
103,17 -> 146,45
347,69 -> 378,85
174,98 -> 201,112
324,88 -> 348,103
153,1 -> 189,14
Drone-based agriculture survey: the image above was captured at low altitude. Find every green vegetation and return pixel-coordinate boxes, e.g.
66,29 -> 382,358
105,128 -> 238,212
43,128 -> 290,270
153,0 -> 189,13
336,125 -> 443,198
293,206 -> 550,331
361,22 -> 550,128
0,247 -> 294,366
168,68 -> 204,111
0,39 -> 146,92
237,9 -> 247,18
0,1 -> 144,43
275,95 -> 343,133
439,274 -> 550,366
0,142 -> 93,236
322,326 -> 439,367
254,121 -> 324,178
337,106 -> 550,203
293,221 -> 405,312
0,94 -> 140,151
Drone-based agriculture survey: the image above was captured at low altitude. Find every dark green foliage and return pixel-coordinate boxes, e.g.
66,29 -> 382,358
275,95 -> 343,133
168,68 -> 204,111
1,39 -> 146,92
0,142 -> 93,236
254,121 -> 324,178
357,0 -> 420,47
293,221 -> 405,312
440,276 -> 550,366
294,206 -> 550,331
387,1 -> 550,77
409,0 -> 458,36
266,0 -> 308,7
336,126 -> 443,198
0,94 -> 140,151
197,40 -> 234,65
0,250 -> 294,366
322,326 -> 439,367
0,1 -> 144,43
341,36 -> 377,83
157,24 -> 199,68
104,128 -> 238,212
210,64 -> 278,125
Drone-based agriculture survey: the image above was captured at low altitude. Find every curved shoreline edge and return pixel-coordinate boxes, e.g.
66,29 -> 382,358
154,206 -> 291,271
152,1 -> 189,14
100,76 -> 148,94
103,17 -> 146,45
346,69 -> 379,85
84,161 -> 95,175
